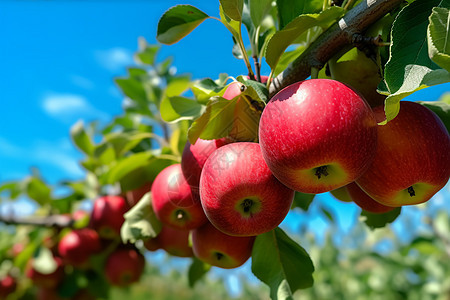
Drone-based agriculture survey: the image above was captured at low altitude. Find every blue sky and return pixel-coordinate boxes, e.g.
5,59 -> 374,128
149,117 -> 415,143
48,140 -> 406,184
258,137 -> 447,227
0,1 -> 449,297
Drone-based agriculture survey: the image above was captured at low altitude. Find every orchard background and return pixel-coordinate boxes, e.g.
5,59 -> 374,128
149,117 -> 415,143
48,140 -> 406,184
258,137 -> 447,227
0,0 -> 450,299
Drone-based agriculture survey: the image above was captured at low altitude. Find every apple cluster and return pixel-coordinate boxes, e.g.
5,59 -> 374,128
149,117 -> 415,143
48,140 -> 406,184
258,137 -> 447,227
144,77 -> 449,272
259,79 -> 450,213
2,195 -> 146,299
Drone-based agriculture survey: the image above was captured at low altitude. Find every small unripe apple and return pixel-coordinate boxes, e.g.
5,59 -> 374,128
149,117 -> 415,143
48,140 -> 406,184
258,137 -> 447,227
57,228 -> 102,268
26,256 -> 65,288
192,222 -> 255,269
259,79 -> 377,194
90,195 -> 128,239
151,164 -> 207,230
356,101 -> 450,206
0,275 -> 17,298
200,142 -> 294,236
181,138 -> 228,195
104,248 -> 145,287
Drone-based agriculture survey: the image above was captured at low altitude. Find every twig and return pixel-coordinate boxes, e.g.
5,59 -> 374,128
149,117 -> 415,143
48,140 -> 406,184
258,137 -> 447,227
0,214 -> 74,228
269,0 -> 404,97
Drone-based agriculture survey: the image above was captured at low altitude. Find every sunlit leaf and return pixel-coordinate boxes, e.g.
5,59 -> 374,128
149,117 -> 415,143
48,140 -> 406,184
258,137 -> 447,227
219,0 -> 244,21
265,7 -> 344,71
428,7 -> 450,72
157,5 -> 210,45
252,228 -> 314,300
121,192 -> 162,243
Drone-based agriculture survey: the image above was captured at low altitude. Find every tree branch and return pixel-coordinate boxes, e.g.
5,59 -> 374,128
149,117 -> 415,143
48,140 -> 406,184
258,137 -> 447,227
0,214 -> 74,228
269,0 -> 404,97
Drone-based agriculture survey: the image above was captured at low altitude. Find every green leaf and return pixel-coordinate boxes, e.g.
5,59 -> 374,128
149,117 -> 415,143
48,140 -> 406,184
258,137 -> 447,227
188,257 -> 211,287
156,5 -> 210,45
265,7 -> 345,71
103,131 -> 161,157
428,7 -> 450,72
14,230 -> 44,270
105,152 -> 154,184
135,37 -> 159,65
0,181 -> 23,200
272,45 -> 307,77
219,0 -> 244,21
118,156 -> 176,192
360,207 -> 402,229
236,75 -> 269,103
191,77 -> 228,103
121,192 -> 162,243
249,0 -> 273,27
276,0 -> 323,29
115,75 -> 155,112
418,99 -> 450,132
70,121 -> 94,156
160,96 -> 205,123
166,75 -> 191,97
291,192 -> 314,211
384,0 -> 442,94
382,67 -> 450,123
220,4 -> 241,40
32,246 -> 58,274
187,96 -> 237,144
26,176 -> 52,205
251,228 -> 314,300
93,143 -> 116,166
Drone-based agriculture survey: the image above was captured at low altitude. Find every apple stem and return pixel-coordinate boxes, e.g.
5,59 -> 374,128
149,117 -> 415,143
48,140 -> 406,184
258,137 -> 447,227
407,186 -> 416,197
241,199 -> 253,214
215,252 -> 224,261
315,166 -> 329,179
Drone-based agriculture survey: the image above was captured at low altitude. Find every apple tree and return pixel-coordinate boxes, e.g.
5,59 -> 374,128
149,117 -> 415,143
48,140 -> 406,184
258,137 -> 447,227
0,0 -> 450,299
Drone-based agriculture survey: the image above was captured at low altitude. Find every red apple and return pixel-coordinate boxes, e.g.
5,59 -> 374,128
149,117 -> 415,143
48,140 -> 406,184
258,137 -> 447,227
158,226 -> 193,257
37,288 -> 67,300
346,182 -> 394,213
329,186 -> 352,202
192,222 -> 255,269
223,81 -> 262,142
356,101 -> 450,206
151,164 -> 207,230
125,181 -> 152,207
259,79 -> 377,194
0,275 -> 16,298
90,195 -> 128,239
104,248 -> 145,287
200,142 -> 294,236
57,228 -> 102,268
181,138 -> 228,194
143,237 -> 160,252
26,256 -> 65,288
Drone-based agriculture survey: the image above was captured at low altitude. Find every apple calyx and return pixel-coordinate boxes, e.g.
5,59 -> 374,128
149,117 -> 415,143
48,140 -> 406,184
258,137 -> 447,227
314,166 -> 329,179
237,196 -> 261,217
215,252 -> 224,261
407,186 -> 416,197
175,209 -> 186,220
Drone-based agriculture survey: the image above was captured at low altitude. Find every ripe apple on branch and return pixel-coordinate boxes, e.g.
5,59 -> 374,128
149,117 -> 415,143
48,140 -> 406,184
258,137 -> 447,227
0,0 -> 449,299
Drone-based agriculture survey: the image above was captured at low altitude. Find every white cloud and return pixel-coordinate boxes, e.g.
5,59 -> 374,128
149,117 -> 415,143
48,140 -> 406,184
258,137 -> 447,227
70,75 -> 94,90
0,137 -> 84,178
95,47 -> 133,71
41,93 -> 109,122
